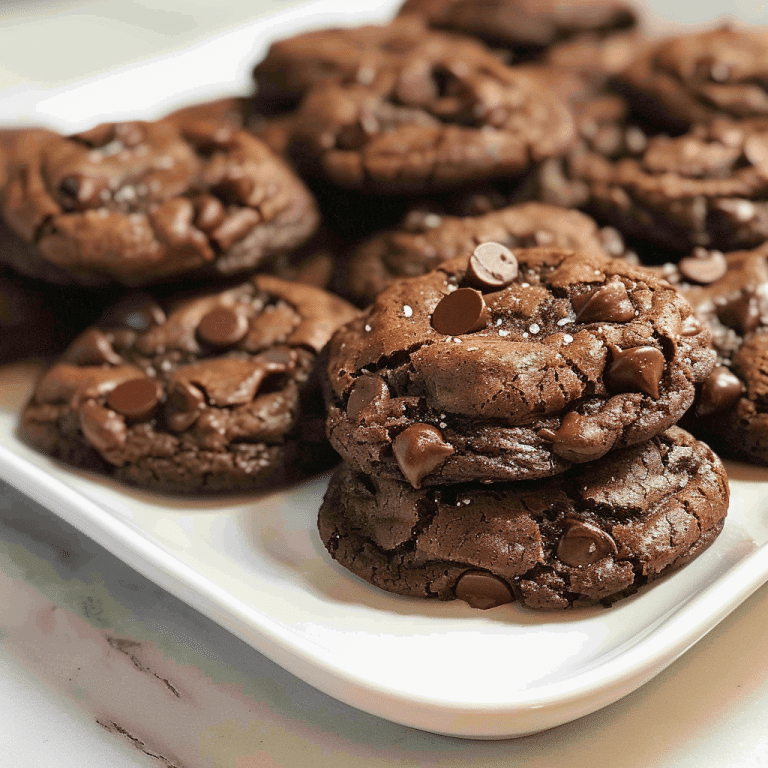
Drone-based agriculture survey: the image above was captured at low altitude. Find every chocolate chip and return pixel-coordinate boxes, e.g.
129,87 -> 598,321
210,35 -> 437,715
106,377 -> 162,421
197,306 -> 249,346
715,288 -> 761,335
392,423 -> 454,488
557,520 -> 617,566
538,411 -> 615,462
605,344 -> 666,399
347,374 -> 389,419
431,288 -> 490,336
455,570 -> 514,610
573,280 -> 635,323
697,365 -> 743,417
678,250 -> 728,285
165,381 -> 205,432
466,242 -> 518,290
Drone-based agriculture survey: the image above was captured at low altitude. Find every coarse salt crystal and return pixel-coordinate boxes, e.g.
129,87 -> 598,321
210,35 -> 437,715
403,305 -> 413,317
563,334 -> 573,344
529,323 -> 540,334
499,329 -> 510,337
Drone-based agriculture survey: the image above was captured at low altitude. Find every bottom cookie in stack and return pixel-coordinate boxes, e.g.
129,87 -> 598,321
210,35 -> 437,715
318,427 -> 729,610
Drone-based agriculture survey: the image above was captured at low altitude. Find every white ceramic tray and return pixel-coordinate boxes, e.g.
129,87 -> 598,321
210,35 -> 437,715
2,0 -> 768,740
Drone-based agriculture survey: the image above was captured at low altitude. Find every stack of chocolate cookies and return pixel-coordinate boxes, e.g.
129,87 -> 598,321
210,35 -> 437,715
318,243 -> 730,609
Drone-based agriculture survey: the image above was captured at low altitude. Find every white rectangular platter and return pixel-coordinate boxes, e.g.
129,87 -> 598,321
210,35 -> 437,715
2,0 -> 768,740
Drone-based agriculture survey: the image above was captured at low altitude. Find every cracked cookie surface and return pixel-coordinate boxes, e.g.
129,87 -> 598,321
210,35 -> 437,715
616,25 -> 768,134
0,119 -> 319,286
22,275 -> 358,493
340,202 -> 617,305
325,247 -> 715,485
290,40 -> 575,193
318,427 -> 729,610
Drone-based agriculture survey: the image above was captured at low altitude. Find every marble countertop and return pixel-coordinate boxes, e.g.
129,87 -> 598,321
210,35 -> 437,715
3,1 -> 768,765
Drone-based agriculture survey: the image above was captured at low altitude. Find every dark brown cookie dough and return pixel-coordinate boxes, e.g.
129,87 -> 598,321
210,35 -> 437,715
22,275 -> 358,493
251,16 -> 492,111
318,427 -> 729,610
572,118 -> 768,253
0,119 -> 319,286
325,247 -> 715,486
290,43 -> 575,193
655,242 -> 768,464
615,25 -> 768,134
397,0 -> 638,59
339,202 -> 618,305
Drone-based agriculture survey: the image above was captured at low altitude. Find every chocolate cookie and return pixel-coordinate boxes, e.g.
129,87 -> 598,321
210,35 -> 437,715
290,43 -> 575,193
339,202 -> 619,305
251,16 -> 492,111
616,25 -> 768,134
162,97 -> 295,156
22,275 -> 358,493
573,118 -> 768,253
325,247 -> 715,485
654,243 -> 768,463
397,0 -> 638,59
318,427 -> 729,609
0,119 -> 318,286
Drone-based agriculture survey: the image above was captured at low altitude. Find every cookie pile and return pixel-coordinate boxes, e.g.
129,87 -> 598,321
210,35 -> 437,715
318,244 -> 730,608
1,0 -> 762,605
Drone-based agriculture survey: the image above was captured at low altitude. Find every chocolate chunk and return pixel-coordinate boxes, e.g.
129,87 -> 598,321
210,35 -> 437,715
431,288 -> 489,336
347,374 -> 390,419
466,242 -> 518,290
557,520 -> 617,566
392,423 -> 454,488
454,570 -> 514,610
106,378 -> 162,421
678,250 -> 728,285
605,344 -> 666,399
197,307 -> 249,346
165,380 -> 206,432
573,280 -> 635,323
697,365 -> 743,417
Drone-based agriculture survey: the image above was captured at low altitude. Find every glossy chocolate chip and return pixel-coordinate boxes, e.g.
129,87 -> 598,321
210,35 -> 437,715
678,250 -> 727,285
697,365 -> 743,417
197,306 -> 249,346
347,374 -> 390,419
605,344 -> 666,399
455,570 -> 514,610
538,411 -> 615,462
715,288 -> 761,335
557,520 -> 617,567
573,280 -> 635,324
106,377 -> 162,421
392,423 -> 454,488
431,288 -> 490,336
466,242 -> 518,290
165,381 -> 206,432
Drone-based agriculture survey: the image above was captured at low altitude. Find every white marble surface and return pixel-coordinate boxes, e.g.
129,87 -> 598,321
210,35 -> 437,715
3,0 -> 768,765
